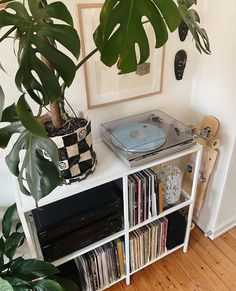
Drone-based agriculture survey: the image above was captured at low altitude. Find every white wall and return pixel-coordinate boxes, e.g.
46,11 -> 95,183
190,0 -> 236,237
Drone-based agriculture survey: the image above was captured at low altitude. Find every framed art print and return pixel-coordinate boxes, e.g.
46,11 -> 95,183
78,3 -> 165,109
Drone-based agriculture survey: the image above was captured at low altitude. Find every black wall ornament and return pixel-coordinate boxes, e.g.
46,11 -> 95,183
174,50 -> 187,80
178,20 -> 189,41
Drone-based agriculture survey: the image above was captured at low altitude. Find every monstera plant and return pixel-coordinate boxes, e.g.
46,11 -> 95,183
0,0 -> 210,204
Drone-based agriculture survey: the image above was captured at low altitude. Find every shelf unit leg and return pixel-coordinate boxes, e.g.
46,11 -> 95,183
183,147 -> 202,253
123,176 -> 131,285
18,210 -> 38,258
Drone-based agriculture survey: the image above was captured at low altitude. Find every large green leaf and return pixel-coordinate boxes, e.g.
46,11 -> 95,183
0,85 -> 4,121
0,103 -> 24,150
33,279 -> 64,291
2,204 -> 17,238
177,0 -> 210,54
5,130 -> 62,203
94,0 -> 181,74
16,95 -> 47,138
0,278 -> 14,291
11,259 -> 58,279
5,232 -> 25,261
0,1 -> 80,106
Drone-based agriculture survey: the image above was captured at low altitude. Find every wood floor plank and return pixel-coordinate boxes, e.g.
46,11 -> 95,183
190,228 -> 236,290
157,254 -> 197,291
212,233 -> 236,265
150,260 -> 185,290
108,227 -> 235,291
173,246 -> 228,291
226,227 -> 236,240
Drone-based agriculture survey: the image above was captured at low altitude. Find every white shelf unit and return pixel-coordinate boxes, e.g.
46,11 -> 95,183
14,141 -> 202,290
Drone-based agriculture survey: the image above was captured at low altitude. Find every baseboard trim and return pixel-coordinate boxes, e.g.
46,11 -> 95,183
209,215 -> 236,240
193,213 -> 236,240
193,213 -> 214,236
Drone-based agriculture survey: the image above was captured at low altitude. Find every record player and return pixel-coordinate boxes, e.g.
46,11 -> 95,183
101,110 -> 195,167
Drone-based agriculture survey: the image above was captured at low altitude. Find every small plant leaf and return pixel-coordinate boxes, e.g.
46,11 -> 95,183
33,279 -> 64,291
16,95 -> 47,138
2,204 -> 17,238
0,278 -> 14,291
5,232 -> 25,261
177,0 -> 210,54
0,121 -> 23,149
4,277 -> 31,288
53,276 -> 80,291
1,103 -> 20,123
11,259 -> 59,279
15,222 -> 22,232
5,130 -> 61,202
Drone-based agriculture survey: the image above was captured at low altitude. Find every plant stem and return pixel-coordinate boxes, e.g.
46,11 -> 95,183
64,98 -> 77,118
59,48 -> 99,106
0,26 -> 16,43
41,55 -> 63,128
76,48 -> 98,71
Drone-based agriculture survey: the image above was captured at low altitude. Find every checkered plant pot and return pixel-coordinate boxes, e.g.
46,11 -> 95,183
44,120 -> 96,184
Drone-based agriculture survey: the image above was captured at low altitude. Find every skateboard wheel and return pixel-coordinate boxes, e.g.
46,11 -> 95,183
207,137 -> 220,149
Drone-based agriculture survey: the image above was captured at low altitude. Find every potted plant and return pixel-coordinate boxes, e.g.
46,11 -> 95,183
0,204 -> 79,290
0,0 -> 210,204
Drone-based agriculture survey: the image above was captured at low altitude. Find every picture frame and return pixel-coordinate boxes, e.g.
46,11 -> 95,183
77,3 -> 165,109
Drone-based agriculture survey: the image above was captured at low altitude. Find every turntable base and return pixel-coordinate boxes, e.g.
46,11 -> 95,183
101,110 -> 196,167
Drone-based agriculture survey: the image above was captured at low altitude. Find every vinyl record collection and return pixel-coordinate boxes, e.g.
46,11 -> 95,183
75,238 -> 125,291
129,217 -> 168,272
128,168 -> 164,226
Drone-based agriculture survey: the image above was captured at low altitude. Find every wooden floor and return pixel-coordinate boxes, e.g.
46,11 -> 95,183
108,227 -> 236,291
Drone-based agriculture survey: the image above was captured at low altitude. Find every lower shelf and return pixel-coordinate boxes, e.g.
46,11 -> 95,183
58,236 -> 126,291
130,243 -> 184,276
52,230 -> 125,267
97,275 -> 126,291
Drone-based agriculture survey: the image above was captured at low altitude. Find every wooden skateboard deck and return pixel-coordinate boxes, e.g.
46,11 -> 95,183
182,116 -> 220,217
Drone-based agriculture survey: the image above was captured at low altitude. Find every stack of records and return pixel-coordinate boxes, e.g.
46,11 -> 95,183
129,217 -> 168,272
128,169 -> 164,226
75,238 -> 125,290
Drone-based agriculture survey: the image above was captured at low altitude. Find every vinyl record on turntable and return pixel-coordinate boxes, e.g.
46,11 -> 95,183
111,122 -> 167,152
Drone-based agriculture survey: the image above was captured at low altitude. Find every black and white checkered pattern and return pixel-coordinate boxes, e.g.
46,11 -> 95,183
50,120 -> 96,183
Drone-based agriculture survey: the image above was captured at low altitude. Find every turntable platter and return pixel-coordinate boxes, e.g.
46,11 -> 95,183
111,122 -> 167,152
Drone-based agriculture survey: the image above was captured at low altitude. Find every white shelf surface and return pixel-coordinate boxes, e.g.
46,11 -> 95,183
16,141 -> 202,212
52,229 -> 125,267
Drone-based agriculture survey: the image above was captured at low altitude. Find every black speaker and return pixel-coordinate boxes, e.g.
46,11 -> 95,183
166,211 -> 187,250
